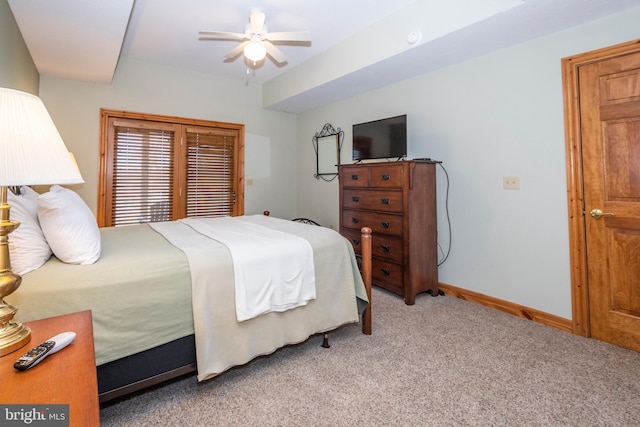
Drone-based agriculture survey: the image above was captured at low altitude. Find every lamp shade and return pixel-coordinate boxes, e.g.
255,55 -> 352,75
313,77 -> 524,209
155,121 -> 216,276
0,88 -> 84,186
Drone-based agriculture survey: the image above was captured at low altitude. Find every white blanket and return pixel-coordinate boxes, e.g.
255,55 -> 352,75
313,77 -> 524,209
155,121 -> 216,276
180,216 -> 316,321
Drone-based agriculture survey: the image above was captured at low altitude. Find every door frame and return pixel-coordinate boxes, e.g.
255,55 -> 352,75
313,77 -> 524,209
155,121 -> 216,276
561,38 -> 640,337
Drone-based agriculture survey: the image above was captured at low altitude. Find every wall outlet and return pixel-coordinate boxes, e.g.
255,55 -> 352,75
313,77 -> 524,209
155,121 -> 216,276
503,176 -> 520,190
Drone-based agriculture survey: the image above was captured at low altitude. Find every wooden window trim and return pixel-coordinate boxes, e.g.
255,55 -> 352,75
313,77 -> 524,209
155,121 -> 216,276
98,109 -> 245,227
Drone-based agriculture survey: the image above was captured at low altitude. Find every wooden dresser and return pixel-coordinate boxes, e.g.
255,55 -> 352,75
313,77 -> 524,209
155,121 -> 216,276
339,160 -> 438,304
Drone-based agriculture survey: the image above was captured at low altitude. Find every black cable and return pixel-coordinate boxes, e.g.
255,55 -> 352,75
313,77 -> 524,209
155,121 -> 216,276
436,162 -> 451,266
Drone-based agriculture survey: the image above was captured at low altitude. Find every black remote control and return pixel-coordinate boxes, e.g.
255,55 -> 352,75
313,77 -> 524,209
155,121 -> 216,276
13,331 -> 76,371
14,341 -> 56,370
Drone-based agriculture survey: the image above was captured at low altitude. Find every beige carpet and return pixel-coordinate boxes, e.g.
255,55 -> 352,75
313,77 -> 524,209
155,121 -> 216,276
100,287 -> 640,426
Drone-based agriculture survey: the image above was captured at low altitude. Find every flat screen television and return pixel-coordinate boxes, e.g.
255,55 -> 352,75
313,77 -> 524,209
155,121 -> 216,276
352,114 -> 407,161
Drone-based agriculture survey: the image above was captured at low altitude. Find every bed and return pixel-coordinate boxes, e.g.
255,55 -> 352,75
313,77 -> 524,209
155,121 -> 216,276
8,213 -> 372,403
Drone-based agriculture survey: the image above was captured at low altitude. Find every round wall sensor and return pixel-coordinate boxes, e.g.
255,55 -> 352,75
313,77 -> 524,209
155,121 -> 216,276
407,30 -> 422,45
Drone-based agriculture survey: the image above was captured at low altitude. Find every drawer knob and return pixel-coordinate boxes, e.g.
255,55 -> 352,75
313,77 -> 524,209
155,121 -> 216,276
381,198 -> 389,205
352,238 -> 360,245
351,174 -> 359,180
381,244 -> 390,252
352,196 -> 359,202
381,174 -> 390,180
381,221 -> 390,228
381,268 -> 391,276
352,217 -> 360,224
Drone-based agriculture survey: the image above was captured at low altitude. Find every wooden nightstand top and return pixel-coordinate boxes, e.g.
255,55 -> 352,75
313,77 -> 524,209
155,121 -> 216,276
0,310 -> 99,427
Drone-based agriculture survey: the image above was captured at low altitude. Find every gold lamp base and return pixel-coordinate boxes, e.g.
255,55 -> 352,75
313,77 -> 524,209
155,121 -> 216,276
0,187 -> 31,356
0,299 -> 31,357
0,305 -> 30,356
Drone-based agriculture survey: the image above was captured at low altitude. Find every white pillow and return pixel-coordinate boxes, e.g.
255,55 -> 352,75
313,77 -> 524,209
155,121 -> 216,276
20,185 -> 40,205
38,185 -> 101,265
7,186 -> 52,275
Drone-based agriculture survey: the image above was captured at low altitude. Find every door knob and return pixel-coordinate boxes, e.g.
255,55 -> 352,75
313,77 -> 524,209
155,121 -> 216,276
589,208 -> 614,219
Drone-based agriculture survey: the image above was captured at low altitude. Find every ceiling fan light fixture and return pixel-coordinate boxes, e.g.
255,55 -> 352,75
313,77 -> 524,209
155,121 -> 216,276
200,9 -> 310,68
244,41 -> 266,62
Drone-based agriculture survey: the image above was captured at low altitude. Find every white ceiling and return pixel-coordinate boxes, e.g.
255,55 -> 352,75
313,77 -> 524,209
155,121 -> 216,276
8,0 -> 640,113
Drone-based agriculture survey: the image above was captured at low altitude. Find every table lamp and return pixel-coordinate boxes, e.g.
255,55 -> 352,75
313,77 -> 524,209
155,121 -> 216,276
0,87 -> 84,356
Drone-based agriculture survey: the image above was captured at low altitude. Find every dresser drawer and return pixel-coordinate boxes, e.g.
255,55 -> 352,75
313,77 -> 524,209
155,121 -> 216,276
372,258 -> 404,293
342,228 -> 404,264
369,164 -> 404,187
339,166 -> 370,187
342,209 -> 403,237
342,189 -> 403,213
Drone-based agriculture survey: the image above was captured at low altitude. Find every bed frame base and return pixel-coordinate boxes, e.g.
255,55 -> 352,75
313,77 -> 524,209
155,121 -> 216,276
321,333 -> 331,348
98,333 -> 334,404
98,334 -> 197,404
100,364 -> 197,404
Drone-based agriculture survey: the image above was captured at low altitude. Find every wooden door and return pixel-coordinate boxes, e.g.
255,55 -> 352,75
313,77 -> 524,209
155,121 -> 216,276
568,44 -> 640,351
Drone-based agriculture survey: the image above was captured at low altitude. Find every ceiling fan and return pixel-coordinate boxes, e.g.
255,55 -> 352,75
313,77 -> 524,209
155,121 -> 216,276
199,9 -> 311,66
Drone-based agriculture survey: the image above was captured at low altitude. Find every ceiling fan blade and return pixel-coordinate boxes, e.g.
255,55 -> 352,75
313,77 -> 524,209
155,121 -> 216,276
223,41 -> 249,60
267,31 -> 311,42
249,10 -> 266,33
198,30 -> 246,40
264,42 -> 287,64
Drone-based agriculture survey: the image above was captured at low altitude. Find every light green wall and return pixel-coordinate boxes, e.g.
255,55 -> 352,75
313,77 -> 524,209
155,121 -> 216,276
38,58 -> 299,218
0,0 -> 38,93
296,8 -> 640,319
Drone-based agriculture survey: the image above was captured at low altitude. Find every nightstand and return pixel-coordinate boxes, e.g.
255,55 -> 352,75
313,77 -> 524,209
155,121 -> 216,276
0,310 -> 100,426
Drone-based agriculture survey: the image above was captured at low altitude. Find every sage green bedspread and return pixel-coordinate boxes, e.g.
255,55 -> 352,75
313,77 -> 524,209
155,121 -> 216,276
8,216 -> 367,373
10,224 -> 194,365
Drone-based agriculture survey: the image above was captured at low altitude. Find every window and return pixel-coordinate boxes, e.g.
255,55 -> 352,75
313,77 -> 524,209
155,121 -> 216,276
98,110 -> 244,227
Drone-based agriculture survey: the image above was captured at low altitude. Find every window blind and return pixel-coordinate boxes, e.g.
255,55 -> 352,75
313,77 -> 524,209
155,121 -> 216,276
111,124 -> 175,225
186,128 -> 236,217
